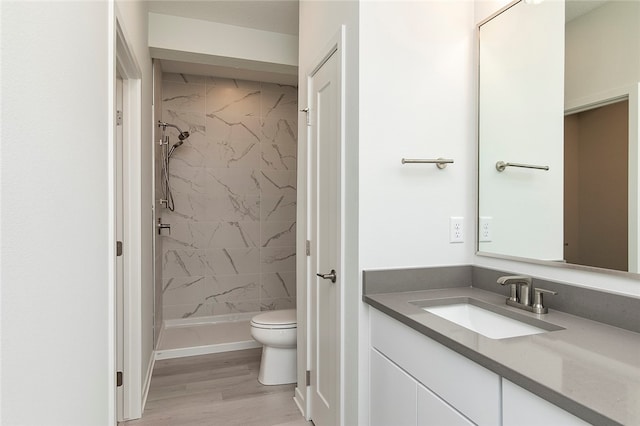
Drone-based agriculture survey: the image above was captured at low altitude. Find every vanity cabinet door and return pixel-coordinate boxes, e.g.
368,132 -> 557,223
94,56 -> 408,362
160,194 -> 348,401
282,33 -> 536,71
370,348 -> 417,426
502,379 -> 589,426
417,383 -> 474,426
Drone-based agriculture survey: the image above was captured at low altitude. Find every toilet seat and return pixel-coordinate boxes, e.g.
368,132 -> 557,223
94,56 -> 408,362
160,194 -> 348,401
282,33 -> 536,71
251,309 -> 297,329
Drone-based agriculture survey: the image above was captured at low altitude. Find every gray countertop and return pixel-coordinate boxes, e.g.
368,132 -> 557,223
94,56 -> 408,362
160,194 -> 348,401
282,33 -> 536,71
364,287 -> 640,426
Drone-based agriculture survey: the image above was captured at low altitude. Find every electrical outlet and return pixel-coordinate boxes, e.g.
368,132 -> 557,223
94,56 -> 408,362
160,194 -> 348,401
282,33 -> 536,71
450,217 -> 464,243
479,216 -> 492,242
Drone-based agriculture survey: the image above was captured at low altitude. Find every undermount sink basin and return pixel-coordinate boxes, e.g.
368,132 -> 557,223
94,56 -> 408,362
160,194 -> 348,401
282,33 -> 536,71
410,297 -> 564,339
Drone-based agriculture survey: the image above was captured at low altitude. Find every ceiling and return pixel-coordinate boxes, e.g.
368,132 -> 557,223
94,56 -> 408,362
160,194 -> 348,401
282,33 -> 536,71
565,0 -> 608,22
147,0 -> 299,83
146,0 -> 299,35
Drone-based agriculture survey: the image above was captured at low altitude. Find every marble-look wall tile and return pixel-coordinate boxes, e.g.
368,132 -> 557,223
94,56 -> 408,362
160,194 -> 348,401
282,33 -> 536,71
206,76 -> 260,91
206,168 -> 261,197
164,302 -> 213,319
261,272 -> 296,299
261,193 -> 297,222
205,194 -> 261,222
163,250 -> 207,278
261,142 -> 297,170
162,81 -> 206,112
162,276 -> 207,306
261,83 -> 298,120
260,118 -> 297,145
161,74 -> 298,320
261,247 -> 296,273
204,248 -> 261,276
204,115 -> 261,168
210,301 -> 261,316
163,73 -> 208,84
261,221 -> 296,247
206,84 -> 260,121
260,297 -> 296,311
198,221 -> 260,249
260,170 -> 297,196
205,274 -> 260,303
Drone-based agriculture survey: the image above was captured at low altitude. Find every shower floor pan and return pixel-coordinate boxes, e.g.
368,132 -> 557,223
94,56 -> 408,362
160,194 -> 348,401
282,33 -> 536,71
155,314 -> 260,360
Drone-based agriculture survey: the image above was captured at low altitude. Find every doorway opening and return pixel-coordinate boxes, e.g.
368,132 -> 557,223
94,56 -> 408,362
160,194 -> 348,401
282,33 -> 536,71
564,99 -> 629,271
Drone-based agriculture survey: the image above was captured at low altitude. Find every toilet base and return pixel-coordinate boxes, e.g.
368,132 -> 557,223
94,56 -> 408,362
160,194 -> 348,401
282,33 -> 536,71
258,345 -> 297,385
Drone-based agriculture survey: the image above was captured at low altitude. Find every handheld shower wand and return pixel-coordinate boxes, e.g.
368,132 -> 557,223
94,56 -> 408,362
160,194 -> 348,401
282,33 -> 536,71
157,121 -> 190,211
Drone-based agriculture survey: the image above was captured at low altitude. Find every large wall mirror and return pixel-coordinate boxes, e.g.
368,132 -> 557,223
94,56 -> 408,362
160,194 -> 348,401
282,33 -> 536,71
478,0 -> 640,275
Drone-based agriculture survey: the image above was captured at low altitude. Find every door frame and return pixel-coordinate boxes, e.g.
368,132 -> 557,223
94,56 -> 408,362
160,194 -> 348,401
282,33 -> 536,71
295,26 -> 346,424
115,18 -> 144,421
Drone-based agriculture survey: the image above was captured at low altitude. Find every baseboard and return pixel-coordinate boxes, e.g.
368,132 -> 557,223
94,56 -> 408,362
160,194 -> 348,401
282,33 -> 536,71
294,386 -> 307,419
141,352 -> 155,414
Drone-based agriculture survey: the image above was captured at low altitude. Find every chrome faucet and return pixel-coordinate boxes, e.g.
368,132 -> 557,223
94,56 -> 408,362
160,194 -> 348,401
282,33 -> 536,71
497,275 -> 557,314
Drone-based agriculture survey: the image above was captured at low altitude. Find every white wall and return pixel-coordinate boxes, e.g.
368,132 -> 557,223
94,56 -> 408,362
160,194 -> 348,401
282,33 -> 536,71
478,0 -> 564,261
359,1 -> 475,270
1,1 -> 114,424
115,0 -> 155,417
565,1 -> 640,105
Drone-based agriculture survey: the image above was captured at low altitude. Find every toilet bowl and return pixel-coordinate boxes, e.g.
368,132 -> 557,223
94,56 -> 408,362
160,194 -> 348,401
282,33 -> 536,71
250,309 -> 297,385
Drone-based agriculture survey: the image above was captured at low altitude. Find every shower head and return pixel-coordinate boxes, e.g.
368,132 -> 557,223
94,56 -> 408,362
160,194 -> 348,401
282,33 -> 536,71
158,121 -> 190,140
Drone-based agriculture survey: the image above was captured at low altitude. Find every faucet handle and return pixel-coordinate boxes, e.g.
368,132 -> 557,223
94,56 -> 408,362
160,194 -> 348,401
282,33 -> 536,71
532,288 -> 557,314
497,275 -> 531,302
498,281 -> 518,302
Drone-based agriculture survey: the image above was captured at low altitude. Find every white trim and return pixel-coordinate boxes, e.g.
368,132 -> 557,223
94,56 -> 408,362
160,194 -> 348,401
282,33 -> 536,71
115,15 -> 144,422
565,85 -> 633,115
294,387 -> 306,416
107,1 -> 116,424
141,353 -> 156,413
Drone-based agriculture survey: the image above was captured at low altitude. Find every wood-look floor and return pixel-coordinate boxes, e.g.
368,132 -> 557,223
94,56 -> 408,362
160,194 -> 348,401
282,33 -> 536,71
122,348 -> 311,426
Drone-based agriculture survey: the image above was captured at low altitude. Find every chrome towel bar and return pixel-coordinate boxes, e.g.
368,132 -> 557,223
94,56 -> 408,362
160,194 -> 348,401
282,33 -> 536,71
401,158 -> 454,169
495,161 -> 549,172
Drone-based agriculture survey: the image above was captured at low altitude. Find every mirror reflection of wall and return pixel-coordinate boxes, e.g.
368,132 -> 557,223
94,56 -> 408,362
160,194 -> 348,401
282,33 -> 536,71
478,0 -> 565,261
477,0 -> 640,275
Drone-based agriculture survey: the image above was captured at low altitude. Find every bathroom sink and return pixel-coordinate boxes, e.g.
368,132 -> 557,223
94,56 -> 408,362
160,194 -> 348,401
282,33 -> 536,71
410,297 -> 563,339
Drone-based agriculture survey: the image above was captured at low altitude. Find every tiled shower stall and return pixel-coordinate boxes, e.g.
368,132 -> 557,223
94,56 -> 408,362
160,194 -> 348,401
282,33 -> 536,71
158,73 -> 297,321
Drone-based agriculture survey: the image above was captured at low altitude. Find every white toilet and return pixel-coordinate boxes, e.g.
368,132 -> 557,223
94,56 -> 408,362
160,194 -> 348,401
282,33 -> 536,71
250,309 -> 297,385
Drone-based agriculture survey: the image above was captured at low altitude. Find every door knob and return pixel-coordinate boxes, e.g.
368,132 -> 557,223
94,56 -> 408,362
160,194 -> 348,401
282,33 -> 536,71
316,269 -> 337,283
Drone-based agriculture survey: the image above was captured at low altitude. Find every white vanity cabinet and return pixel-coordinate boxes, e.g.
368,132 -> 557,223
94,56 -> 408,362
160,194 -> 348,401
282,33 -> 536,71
417,379 -> 475,426
370,348 -> 417,426
370,309 -> 500,425
370,348 -> 473,426
370,309 -> 589,426
502,379 -> 589,426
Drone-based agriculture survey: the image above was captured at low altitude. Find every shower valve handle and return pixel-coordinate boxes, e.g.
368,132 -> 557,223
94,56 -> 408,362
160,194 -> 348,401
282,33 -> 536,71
157,219 -> 171,235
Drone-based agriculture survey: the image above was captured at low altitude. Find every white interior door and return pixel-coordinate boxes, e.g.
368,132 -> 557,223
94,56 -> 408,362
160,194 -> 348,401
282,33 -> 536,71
309,48 -> 340,426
